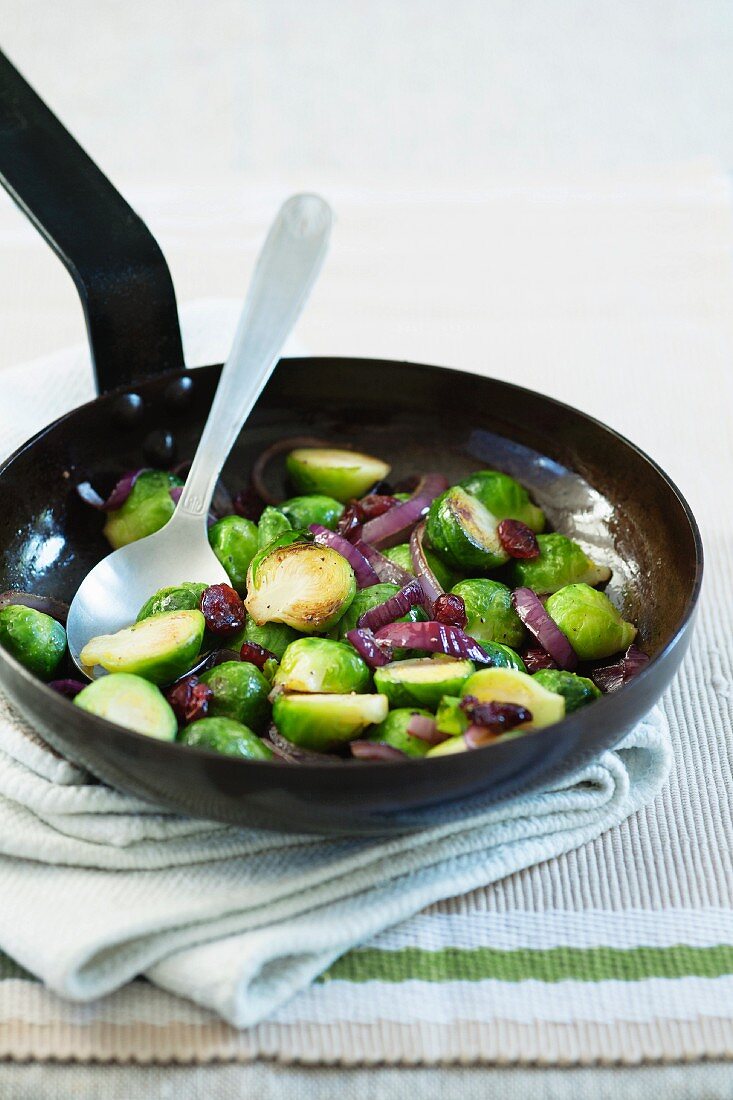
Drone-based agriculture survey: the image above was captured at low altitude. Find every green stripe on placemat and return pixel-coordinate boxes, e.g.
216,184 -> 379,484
319,945 -> 733,984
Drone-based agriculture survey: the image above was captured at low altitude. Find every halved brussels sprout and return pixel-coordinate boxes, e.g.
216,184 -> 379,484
245,541 -> 356,634
136,582 -> 207,622
80,610 -> 205,685
546,584 -> 637,661
509,533 -> 611,594
0,605 -> 66,678
208,516 -> 259,593
451,578 -> 524,648
337,582 -> 426,658
279,494 -> 344,532
460,667 -> 565,729
103,471 -> 183,549
273,637 -> 370,694
286,447 -> 390,503
426,487 -> 509,572
383,543 -> 461,590
532,669 -> 601,712
374,656 -> 475,710
180,716 -> 274,759
199,660 -> 271,730
74,673 -> 177,740
365,708 -> 432,758
458,470 -> 545,533
234,617 -> 302,661
434,694 -> 469,737
257,506 -> 293,549
272,692 -> 388,750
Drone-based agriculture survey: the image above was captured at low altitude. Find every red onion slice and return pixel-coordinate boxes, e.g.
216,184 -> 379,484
360,473 -> 449,549
48,679 -> 86,699
345,628 -> 394,668
309,525 -> 380,588
373,621 -> 491,664
76,469 -> 150,512
350,741 -> 408,761
591,644 -> 650,693
409,522 -> 444,612
267,725 -> 341,764
353,539 -> 414,586
252,436 -> 334,505
406,714 -> 449,745
0,591 -> 69,625
357,579 -> 425,631
511,587 -> 578,671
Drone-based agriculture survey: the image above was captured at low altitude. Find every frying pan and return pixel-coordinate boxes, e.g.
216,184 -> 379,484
0,52 -> 702,834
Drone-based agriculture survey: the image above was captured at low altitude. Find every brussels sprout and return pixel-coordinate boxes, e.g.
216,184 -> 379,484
383,543 -> 461,590
136,582 -> 207,622
460,667 -> 565,729
274,637 -> 370,694
434,695 -> 469,737
80,610 -> 205,685
286,447 -> 390,503
103,471 -> 183,549
336,583 -> 426,658
199,660 -> 271,730
546,584 -> 637,660
374,656 -> 475,710
459,470 -> 545,533
532,669 -> 601,713
0,605 -> 66,678
481,642 -> 527,672
279,494 -> 344,532
75,673 -> 177,740
257,506 -> 293,549
208,516 -> 259,593
451,578 -> 524,648
180,716 -> 274,760
426,487 -> 509,572
509,533 -> 611,594
245,541 -> 356,633
272,692 -> 388,750
365,708 -> 432,758
234,617 -> 301,661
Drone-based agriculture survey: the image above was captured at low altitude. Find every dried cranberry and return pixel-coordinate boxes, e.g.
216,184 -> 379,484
240,641 -> 277,671
233,484 -> 265,522
433,592 -> 468,629
200,584 -> 246,636
358,494 -> 400,520
166,676 -> 213,724
522,645 -> 557,673
460,695 -> 532,734
337,500 -> 365,539
497,519 -> 540,559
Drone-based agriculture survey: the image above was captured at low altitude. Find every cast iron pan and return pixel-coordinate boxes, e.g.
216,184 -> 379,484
0,52 -> 702,834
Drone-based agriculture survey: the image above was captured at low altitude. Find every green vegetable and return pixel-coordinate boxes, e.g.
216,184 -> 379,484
0,605 -> 66,678
533,669 -> 601,712
480,642 -> 527,672
458,470 -> 545,532
460,667 -> 565,729
546,584 -> 637,660
279,494 -> 344,531
245,541 -> 356,633
337,582 -> 426,658
451,578 -> 524,648
80,610 -> 205,685
208,516 -> 259,593
180,717 -> 273,760
103,471 -> 183,549
285,447 -> 390,503
426,487 -> 509,572
272,692 -> 388,751
235,617 -> 301,661
199,660 -> 271,731
374,656 -> 475,710
509,533 -> 611,594
257,506 -> 293,549
383,543 -> 460,590
366,708 -> 432,758
74,673 -> 177,740
136,582 -> 207,622
274,637 -> 370,694
434,695 -> 469,737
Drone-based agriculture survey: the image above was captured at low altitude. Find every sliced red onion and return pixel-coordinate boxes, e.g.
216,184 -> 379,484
511,587 -> 578,671
464,724 -> 501,749
373,621 -> 491,664
360,473 -> 449,549
48,679 -> 86,699
0,591 -> 69,625
309,525 -> 380,588
76,469 -> 149,512
267,725 -> 341,764
353,539 -> 413,586
406,714 -> 449,745
592,645 -> 650,693
409,522 -> 444,611
345,627 -> 394,668
252,436 -> 333,505
357,579 -> 424,631
350,741 -> 408,761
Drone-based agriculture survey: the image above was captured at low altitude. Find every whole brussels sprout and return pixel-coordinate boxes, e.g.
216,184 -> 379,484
245,542 -> 356,633
199,660 -> 271,730
272,692 -> 388,750
136,582 -> 207,622
337,583 -> 426,658
75,673 -> 177,740
103,471 -> 183,549
274,637 -> 370,694
458,470 -> 545,533
545,584 -> 637,660
0,605 -> 66,678
509,533 -> 611,594
257,506 -> 293,549
426,487 -> 509,572
181,717 -> 274,760
451,578 -> 525,648
235,616 -> 302,661
481,641 -> 527,672
208,516 -> 259,593
279,495 -> 344,532
285,447 -> 390,503
80,610 -> 205,685
383,543 -> 461,590
365,708 -> 432,758
532,669 -> 600,712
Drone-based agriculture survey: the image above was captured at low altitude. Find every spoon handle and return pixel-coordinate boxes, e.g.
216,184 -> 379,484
173,193 -> 332,525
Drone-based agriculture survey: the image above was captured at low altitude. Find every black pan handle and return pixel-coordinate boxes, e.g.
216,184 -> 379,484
0,50 -> 184,394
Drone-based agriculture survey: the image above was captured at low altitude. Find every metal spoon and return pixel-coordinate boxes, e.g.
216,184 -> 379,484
66,193 -> 332,675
